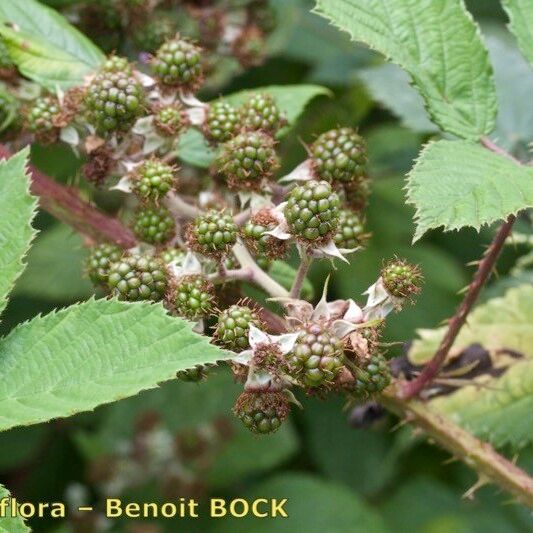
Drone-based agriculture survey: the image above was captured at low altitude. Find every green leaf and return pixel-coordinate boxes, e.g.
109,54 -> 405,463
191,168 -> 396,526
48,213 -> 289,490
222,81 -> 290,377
0,0 -> 104,90
410,285 -> 533,364
0,299 -> 231,431
313,0 -> 497,139
15,223 -> 92,301
177,84 -> 329,168
406,140 -> 533,241
268,260 -> 314,300
359,64 -> 439,134
501,0 -> 533,67
0,485 -> 29,532
215,473 -> 387,533
0,148 -> 37,317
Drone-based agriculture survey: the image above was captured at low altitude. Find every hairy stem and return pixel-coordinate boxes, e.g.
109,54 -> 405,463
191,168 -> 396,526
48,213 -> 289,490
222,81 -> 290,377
381,390 -> 533,507
401,215 -> 515,399
0,144 -> 136,248
290,250 -> 312,298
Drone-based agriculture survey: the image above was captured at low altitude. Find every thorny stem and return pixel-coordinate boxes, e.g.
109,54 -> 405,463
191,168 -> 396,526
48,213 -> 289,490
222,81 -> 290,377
381,390 -> 533,507
401,137 -> 521,399
0,144 -> 137,248
290,250 -> 312,298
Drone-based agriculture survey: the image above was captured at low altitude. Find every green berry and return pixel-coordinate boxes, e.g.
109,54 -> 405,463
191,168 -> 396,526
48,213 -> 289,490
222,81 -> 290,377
240,92 -> 285,134
233,391 -> 289,434
153,104 -> 186,137
133,13 -> 177,52
242,208 -> 287,260
107,254 -> 168,302
132,159 -> 177,202
216,131 -> 279,190
187,210 -> 238,258
352,354 -> 391,397
334,208 -> 367,250
172,274 -> 215,320
159,247 -> 185,265
177,366 -> 208,383
311,128 -> 367,183
153,37 -> 204,90
381,259 -> 422,299
26,96 -> 60,144
133,205 -> 175,245
287,323 -> 344,388
101,55 -> 132,74
284,180 -> 340,243
343,177 -> 370,212
85,69 -> 145,134
204,101 -> 240,143
85,243 -> 122,286
214,304 -> 262,352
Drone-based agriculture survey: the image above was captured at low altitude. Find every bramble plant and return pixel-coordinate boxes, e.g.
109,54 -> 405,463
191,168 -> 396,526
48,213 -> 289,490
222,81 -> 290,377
0,0 -> 532,529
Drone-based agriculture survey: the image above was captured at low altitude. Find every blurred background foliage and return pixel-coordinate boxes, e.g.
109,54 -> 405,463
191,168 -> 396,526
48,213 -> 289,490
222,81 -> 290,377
1,0 -> 532,531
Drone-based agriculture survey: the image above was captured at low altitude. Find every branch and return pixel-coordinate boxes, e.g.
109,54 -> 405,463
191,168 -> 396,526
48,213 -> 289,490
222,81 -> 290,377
381,390 -> 533,507
0,144 -> 136,248
289,250 -> 312,298
401,214 -> 515,398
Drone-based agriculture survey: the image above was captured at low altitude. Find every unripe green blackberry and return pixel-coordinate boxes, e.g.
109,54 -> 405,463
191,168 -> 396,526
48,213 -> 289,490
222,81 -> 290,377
177,365 -> 208,383
284,180 -> 340,243
159,247 -> 185,265
85,69 -> 145,134
311,128 -> 367,183
242,208 -> 287,260
334,208 -> 367,250
131,159 -> 177,202
240,93 -> 286,135
132,205 -> 175,245
85,243 -> 122,286
101,55 -> 132,74
204,101 -> 240,143
153,37 -> 204,91
214,304 -> 262,352
153,104 -> 186,137
352,354 -> 391,397
26,96 -> 60,144
172,274 -> 215,320
216,131 -> 279,190
108,254 -> 168,302
234,391 -> 289,434
133,13 -> 177,52
287,323 -> 344,388
381,259 -> 423,299
343,177 -> 370,212
186,210 -> 238,258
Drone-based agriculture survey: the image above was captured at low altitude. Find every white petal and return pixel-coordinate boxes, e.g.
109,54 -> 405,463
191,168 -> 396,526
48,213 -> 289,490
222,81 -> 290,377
272,331 -> 300,355
249,191 -> 272,210
132,115 -> 155,135
331,319 -> 358,339
278,160 -> 313,183
192,319 -> 205,333
343,299 -> 364,323
179,90 -> 208,108
182,252 -> 203,274
265,224 -> 292,240
248,324 -> 270,349
60,125 -> 79,146
363,279 -> 388,307
136,72 -> 157,87
238,191 -> 252,208
143,132 -> 167,154
185,106 -> 206,126
110,175 -> 133,193
245,368 -> 273,390
311,276 -> 331,321
314,240 -> 350,263
232,350 -> 253,366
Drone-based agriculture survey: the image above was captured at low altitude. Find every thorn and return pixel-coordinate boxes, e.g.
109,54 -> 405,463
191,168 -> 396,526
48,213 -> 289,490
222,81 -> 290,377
442,455 -> 460,465
462,476 -> 489,501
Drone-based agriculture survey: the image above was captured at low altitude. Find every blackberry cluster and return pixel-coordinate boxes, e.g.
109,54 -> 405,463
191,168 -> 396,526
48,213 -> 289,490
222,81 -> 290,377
153,104 -> 186,137
381,259 -> 423,299
171,274 -> 215,320
311,128 -> 367,184
352,354 -> 391,397
85,243 -> 122,286
240,93 -> 286,135
234,391 -> 289,434
214,304 -> 261,352
334,209 -> 367,250
26,96 -> 60,144
187,210 -> 238,258
287,323 -> 344,388
85,69 -> 145,133
131,159 -> 177,202
242,209 -> 287,262
159,247 -> 185,265
102,55 -> 132,73
107,254 -> 168,301
132,205 -> 176,245
284,180 -> 340,243
343,177 -> 370,212
153,37 -> 204,90
204,101 -> 240,143
216,131 -> 279,190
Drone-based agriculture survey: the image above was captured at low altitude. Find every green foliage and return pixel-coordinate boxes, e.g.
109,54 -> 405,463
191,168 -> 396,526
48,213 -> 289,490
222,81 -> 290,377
0,149 -> 36,318
0,485 -> 29,532
0,0 -> 104,89
313,0 -> 497,139
407,140 -> 533,241
0,299 -> 230,431
501,0 -> 533,67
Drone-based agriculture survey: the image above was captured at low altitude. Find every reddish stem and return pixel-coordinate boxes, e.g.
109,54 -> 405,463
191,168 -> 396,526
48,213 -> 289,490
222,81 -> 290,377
0,144 -> 136,248
401,214 -> 516,399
